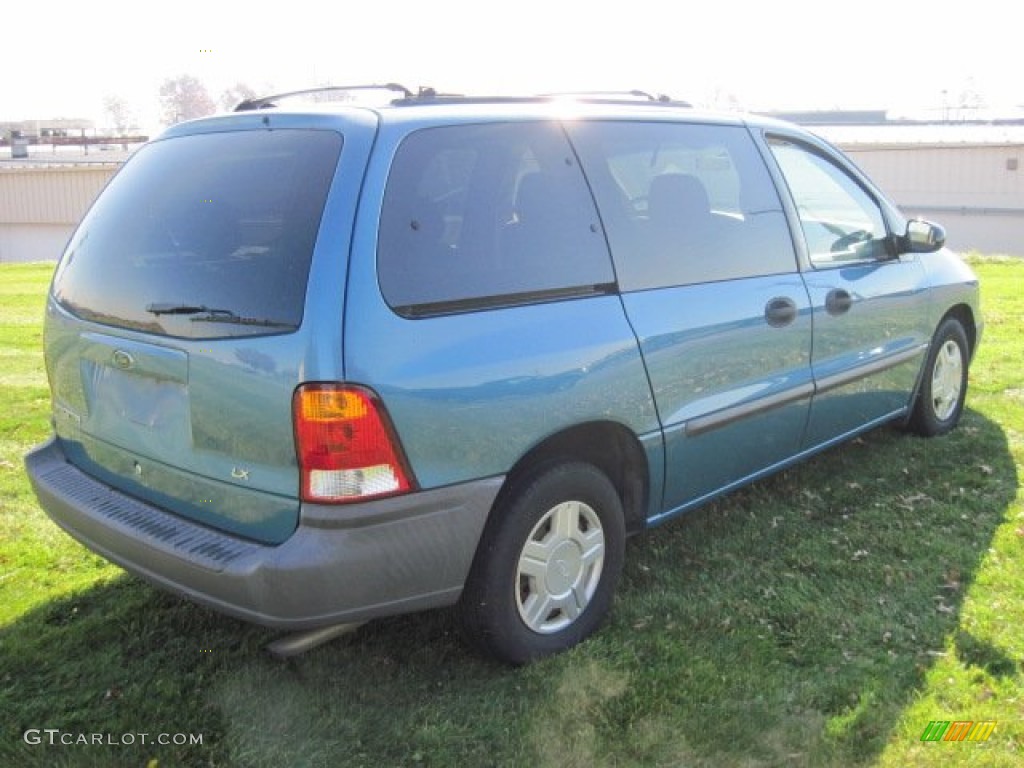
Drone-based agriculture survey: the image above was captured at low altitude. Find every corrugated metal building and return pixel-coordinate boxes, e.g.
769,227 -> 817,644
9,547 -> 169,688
826,124 -> 1024,256
1,124 -> 1022,261
0,164 -> 116,263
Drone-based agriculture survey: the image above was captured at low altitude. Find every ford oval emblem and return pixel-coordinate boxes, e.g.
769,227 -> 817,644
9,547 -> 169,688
112,349 -> 135,370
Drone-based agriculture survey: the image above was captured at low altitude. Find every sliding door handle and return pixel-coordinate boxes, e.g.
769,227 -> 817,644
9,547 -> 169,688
765,297 -> 798,328
826,289 -> 853,316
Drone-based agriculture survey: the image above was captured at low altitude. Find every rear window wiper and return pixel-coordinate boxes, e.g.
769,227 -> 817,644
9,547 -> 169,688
144,303 -> 294,328
146,302 -> 214,316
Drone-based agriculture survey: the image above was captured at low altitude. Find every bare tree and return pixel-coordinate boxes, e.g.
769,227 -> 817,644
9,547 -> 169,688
957,78 -> 984,118
103,95 -> 139,137
220,82 -> 258,111
708,87 -> 742,111
158,75 -> 216,126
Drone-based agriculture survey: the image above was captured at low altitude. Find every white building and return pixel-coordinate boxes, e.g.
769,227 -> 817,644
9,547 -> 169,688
823,123 -> 1024,256
2,123 -> 1022,262
0,162 -> 117,263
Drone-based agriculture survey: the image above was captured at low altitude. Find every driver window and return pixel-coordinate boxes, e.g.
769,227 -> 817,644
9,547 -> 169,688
769,139 -> 889,266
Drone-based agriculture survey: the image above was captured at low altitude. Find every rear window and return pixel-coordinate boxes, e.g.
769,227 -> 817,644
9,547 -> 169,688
52,129 -> 342,338
377,122 -> 614,316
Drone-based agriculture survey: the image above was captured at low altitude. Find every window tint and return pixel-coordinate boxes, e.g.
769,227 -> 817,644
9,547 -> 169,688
378,122 -> 614,315
53,130 -> 342,338
567,121 -> 797,290
769,139 -> 890,265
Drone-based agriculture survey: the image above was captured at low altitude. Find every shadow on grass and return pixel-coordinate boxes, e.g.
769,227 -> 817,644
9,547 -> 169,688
1,408 -> 1017,767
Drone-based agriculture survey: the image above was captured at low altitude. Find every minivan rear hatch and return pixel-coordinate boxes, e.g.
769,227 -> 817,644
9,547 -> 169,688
46,127 -> 343,544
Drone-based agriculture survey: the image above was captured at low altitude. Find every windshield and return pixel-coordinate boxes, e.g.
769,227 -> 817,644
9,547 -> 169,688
52,129 -> 342,339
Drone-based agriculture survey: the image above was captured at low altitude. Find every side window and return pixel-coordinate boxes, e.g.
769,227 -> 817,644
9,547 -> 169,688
768,139 -> 890,266
378,122 -> 613,316
567,121 -> 797,290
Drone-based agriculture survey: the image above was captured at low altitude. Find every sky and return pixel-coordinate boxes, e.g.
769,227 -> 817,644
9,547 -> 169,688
2,0 -> 1020,134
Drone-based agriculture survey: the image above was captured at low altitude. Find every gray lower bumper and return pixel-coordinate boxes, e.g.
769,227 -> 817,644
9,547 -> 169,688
25,438 -> 502,629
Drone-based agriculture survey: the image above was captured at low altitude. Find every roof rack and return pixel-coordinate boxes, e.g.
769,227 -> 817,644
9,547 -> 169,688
234,83 -> 418,111
541,90 -> 670,102
388,93 -> 693,109
234,85 -> 693,112
546,91 -> 692,107
393,91 -> 692,108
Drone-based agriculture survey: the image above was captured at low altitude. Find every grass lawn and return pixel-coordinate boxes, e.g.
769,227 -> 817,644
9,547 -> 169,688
1,256 -> 1021,767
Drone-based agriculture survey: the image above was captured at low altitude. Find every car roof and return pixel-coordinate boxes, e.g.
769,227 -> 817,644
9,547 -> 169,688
160,91 -> 814,144
371,99 -> 748,127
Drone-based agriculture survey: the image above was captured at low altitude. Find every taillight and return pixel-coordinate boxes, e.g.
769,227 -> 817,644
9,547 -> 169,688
293,384 -> 415,503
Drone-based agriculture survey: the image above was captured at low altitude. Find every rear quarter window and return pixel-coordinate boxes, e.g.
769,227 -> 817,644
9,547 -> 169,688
52,129 -> 342,338
567,121 -> 798,289
377,122 -> 615,316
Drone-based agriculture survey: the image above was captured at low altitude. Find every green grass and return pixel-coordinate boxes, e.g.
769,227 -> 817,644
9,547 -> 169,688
1,257 -> 1021,767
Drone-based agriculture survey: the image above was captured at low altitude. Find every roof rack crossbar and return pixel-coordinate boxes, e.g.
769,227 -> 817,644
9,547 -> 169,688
234,83 -> 415,112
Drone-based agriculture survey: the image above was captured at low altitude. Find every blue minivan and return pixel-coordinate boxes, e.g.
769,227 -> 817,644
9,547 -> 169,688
26,86 -> 981,663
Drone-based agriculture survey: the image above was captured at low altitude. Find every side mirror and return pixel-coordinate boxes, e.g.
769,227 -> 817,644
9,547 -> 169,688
903,219 -> 946,253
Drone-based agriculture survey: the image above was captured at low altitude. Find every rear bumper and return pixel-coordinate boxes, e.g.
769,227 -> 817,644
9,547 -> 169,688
25,437 -> 502,629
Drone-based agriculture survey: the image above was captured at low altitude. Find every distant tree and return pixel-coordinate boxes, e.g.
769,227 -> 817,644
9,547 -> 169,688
958,79 -> 984,112
158,75 -> 216,126
709,87 -> 742,111
307,82 -> 354,104
103,95 -> 139,136
220,82 -> 258,111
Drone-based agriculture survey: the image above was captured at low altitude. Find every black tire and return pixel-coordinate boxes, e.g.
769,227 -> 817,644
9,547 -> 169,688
909,317 -> 969,437
459,462 -> 625,665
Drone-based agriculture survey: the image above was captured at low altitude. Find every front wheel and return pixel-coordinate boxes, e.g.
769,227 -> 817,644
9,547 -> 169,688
909,317 -> 970,436
459,462 -> 625,665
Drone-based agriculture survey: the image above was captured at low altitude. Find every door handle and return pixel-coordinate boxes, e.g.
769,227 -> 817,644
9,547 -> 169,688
825,289 -> 853,316
764,297 -> 798,328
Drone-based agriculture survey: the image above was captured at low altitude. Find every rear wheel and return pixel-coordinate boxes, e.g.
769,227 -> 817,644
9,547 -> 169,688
459,462 -> 625,664
909,317 -> 969,436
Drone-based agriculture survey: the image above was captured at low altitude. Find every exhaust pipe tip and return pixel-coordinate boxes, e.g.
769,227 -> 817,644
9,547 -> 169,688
265,622 -> 366,658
